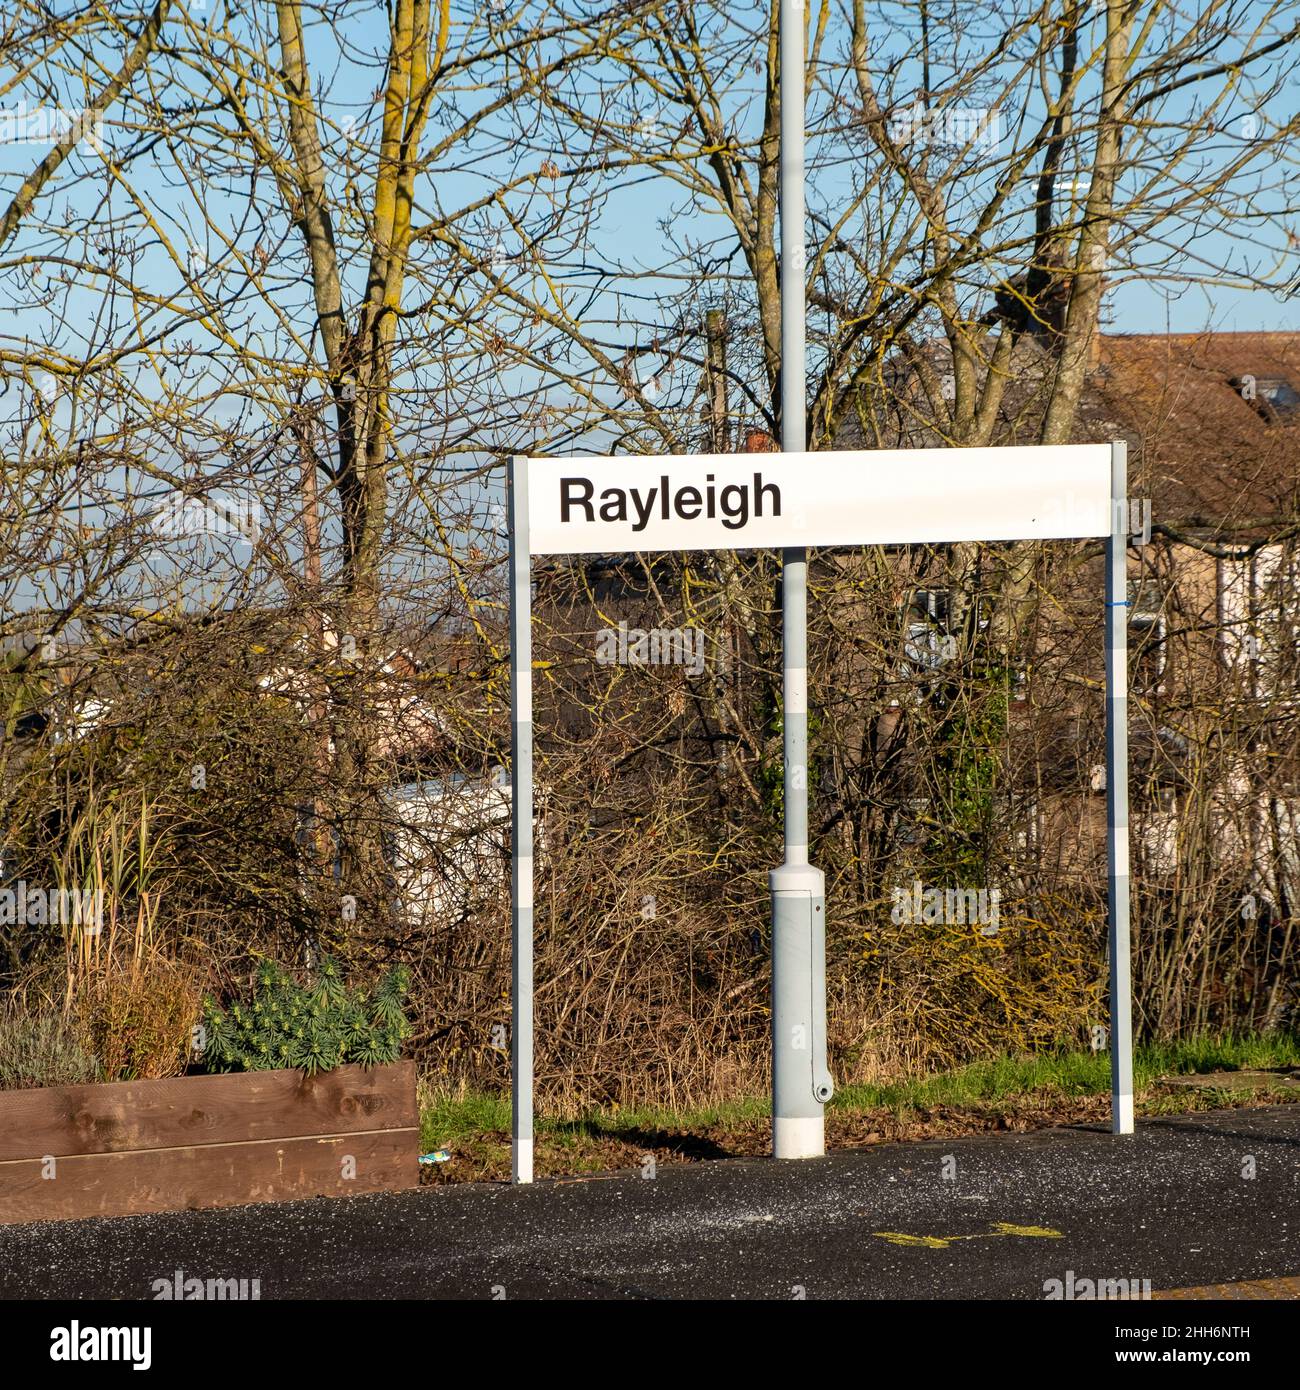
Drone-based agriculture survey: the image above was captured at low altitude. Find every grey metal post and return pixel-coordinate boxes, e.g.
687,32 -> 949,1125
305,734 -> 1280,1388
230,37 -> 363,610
1106,439 -> 1135,1135
508,455 -> 535,1182
770,0 -> 831,1160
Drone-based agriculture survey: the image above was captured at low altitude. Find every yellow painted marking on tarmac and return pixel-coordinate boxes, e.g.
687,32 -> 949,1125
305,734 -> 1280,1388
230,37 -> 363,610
872,1222 -> 1063,1249
873,1232 -> 952,1248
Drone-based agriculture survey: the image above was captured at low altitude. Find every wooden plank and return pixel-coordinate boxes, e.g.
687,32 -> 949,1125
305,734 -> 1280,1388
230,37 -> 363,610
0,1061 -> 417,1161
0,1128 -> 419,1225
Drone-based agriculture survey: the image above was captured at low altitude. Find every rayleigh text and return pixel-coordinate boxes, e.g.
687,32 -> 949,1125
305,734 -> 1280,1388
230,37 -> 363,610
559,472 -> 780,533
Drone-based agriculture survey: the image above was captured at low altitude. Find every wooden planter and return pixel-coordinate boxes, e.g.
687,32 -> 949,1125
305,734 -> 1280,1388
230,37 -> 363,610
0,1060 -> 418,1225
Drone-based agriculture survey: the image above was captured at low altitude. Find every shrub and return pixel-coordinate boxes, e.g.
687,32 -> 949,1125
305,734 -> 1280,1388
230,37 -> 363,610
77,954 -> 202,1082
198,956 -> 411,1076
0,1006 -> 101,1090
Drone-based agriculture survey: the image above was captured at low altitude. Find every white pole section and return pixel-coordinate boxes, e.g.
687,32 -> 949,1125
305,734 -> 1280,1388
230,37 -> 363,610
770,0 -> 832,1161
1106,439 -> 1135,1135
508,455 -> 535,1181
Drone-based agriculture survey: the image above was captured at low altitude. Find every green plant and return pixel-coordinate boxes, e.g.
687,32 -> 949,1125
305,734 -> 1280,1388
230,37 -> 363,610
198,957 -> 411,1077
924,661 -> 1009,885
0,1005 -> 101,1090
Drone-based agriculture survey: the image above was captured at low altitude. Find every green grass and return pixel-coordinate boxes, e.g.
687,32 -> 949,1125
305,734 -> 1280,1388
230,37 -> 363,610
419,1089 -> 513,1152
420,1033 -> 1300,1151
835,1033 -> 1300,1113
418,1087 -> 770,1152
1136,1033 -> 1300,1077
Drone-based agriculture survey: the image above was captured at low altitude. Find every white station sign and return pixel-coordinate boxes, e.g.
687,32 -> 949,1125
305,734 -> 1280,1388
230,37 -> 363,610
523,445 -> 1112,555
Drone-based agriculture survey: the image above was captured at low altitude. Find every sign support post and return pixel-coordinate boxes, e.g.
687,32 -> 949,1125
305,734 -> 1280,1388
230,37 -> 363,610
506,440 -> 1132,1174
1106,439 -> 1135,1134
508,454 -> 535,1183
771,0 -> 831,1159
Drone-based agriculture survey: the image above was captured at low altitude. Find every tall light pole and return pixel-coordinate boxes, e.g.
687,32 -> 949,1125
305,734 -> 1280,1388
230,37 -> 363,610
770,0 -> 832,1160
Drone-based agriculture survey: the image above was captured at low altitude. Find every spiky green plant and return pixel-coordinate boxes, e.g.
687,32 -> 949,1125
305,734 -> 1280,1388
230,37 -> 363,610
197,956 -> 410,1076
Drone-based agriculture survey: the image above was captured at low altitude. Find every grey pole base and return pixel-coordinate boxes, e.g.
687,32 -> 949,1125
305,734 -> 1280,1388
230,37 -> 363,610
770,860 -> 833,1159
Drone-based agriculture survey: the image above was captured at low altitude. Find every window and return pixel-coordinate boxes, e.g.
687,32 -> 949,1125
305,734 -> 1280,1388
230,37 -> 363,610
1231,375 -> 1300,423
1138,792 -> 1179,877
896,796 -> 930,847
904,588 -> 955,672
1219,544 -> 1300,699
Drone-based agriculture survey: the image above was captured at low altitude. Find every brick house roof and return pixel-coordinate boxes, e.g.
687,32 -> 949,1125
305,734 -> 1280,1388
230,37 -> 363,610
1088,332 -> 1300,526
837,330 -> 1300,534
